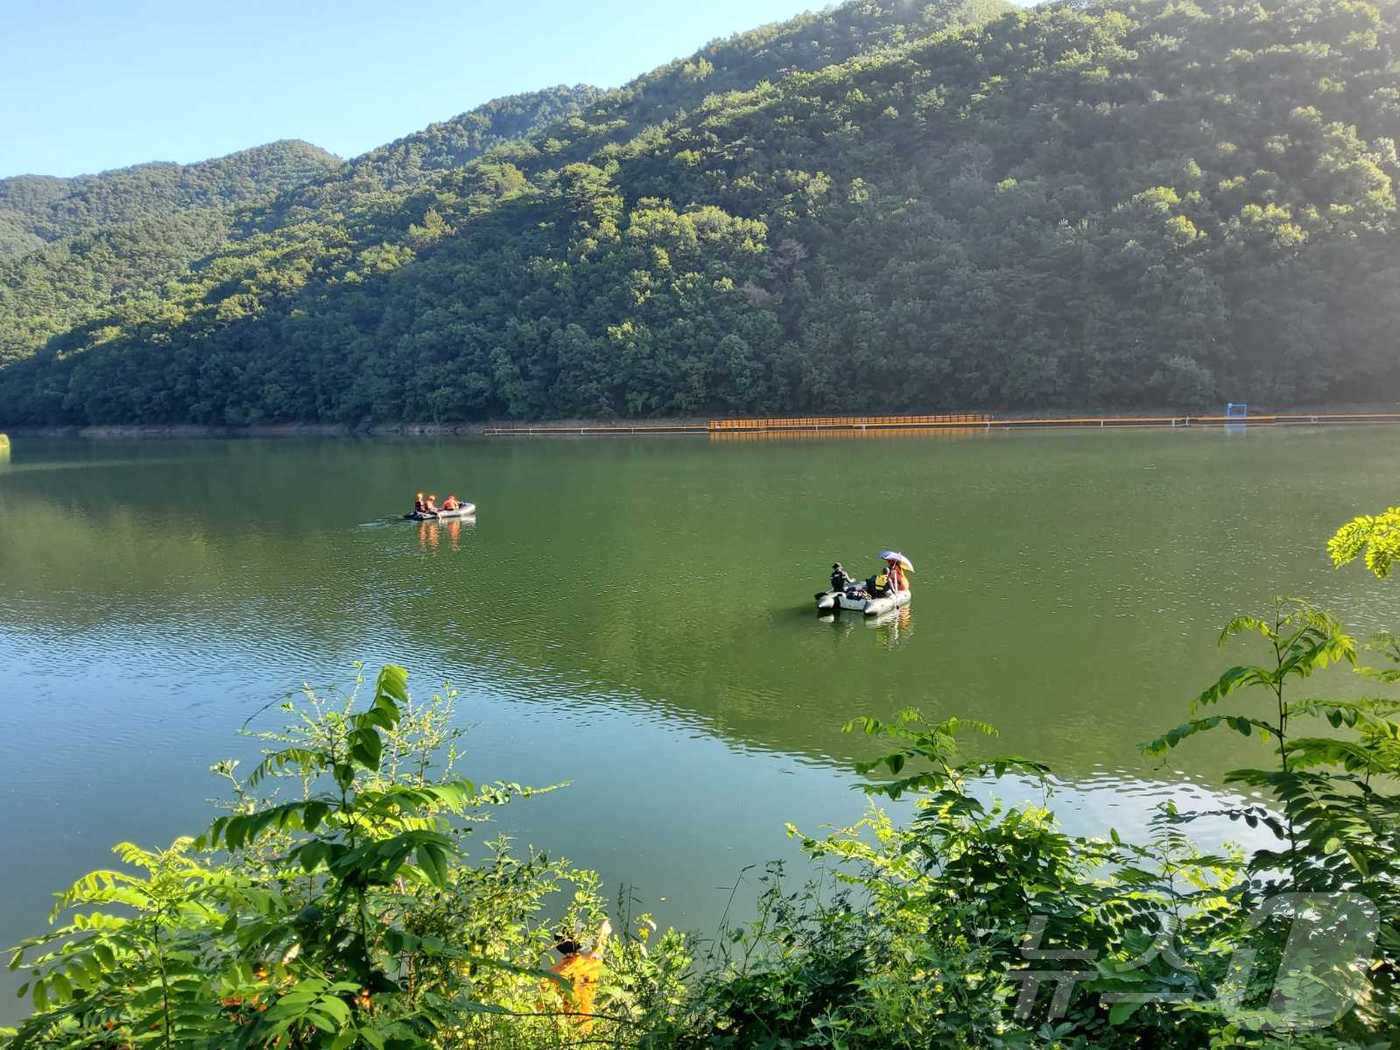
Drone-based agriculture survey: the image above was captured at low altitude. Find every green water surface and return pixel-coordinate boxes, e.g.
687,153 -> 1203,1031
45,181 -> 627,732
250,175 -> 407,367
0,427 -> 1395,1019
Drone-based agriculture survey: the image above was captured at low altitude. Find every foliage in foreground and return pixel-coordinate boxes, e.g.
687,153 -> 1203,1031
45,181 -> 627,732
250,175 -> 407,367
3,525 -> 1399,1047
1330,506 -> 1400,581
682,601 -> 1396,1049
2,669 -> 690,1049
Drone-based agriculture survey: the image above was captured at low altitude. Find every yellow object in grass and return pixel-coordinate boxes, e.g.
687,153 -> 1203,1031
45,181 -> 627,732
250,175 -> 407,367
540,952 -> 603,1031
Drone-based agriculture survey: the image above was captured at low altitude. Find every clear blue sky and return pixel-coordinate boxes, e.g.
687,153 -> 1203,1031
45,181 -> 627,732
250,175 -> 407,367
1,0 -> 823,178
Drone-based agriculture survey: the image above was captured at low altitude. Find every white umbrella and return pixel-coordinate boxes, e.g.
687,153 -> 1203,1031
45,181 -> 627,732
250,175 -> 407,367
878,550 -> 914,573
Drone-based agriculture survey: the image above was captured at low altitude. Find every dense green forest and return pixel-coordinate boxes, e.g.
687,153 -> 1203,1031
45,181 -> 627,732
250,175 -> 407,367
333,87 -> 604,191
0,142 -> 341,255
0,142 -> 343,369
0,89 -> 618,374
1,0 -> 1397,425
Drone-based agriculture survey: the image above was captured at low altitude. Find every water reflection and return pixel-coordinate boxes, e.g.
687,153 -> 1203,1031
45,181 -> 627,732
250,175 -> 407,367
817,604 -> 914,646
1,430 -> 1394,779
0,430 -> 1395,1021
417,516 -> 476,552
708,426 -> 990,443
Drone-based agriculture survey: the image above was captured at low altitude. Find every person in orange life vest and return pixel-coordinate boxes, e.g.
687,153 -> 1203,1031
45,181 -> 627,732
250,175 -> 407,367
441,494 -> 459,511
544,918 -> 611,1030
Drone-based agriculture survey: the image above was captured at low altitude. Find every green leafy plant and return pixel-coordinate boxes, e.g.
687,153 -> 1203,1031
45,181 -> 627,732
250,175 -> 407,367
3,665 -> 691,1049
1141,600 -> 1399,1036
6,838 -> 233,1046
675,713 -> 1246,1048
1329,507 -> 1400,580
676,588 -> 1400,1046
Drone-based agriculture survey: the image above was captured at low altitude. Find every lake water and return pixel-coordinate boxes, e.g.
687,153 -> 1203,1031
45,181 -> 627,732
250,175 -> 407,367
0,427 -> 1395,1019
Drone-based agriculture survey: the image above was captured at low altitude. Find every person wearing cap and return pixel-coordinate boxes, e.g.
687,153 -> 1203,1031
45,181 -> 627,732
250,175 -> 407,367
830,562 -> 856,593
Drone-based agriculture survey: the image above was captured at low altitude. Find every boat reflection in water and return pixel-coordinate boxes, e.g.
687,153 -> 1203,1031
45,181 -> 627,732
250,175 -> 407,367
418,515 -> 476,552
869,604 -> 913,646
818,604 -> 913,647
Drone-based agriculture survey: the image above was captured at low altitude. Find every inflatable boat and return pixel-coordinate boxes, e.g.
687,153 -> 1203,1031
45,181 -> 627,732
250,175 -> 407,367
815,588 -> 911,616
404,503 -> 476,521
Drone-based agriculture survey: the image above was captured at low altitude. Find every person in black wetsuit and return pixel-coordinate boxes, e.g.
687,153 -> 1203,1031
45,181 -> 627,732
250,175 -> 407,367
830,563 -> 855,593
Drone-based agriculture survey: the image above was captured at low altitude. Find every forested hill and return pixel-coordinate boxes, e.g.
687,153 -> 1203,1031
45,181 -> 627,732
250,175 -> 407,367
1,0 -> 994,384
267,0 -> 1007,216
0,142 -> 337,372
0,141 -> 341,256
2,0 -> 1398,426
0,0 -> 1006,397
338,86 -> 604,190
0,89 -> 625,372
504,0 -> 1014,172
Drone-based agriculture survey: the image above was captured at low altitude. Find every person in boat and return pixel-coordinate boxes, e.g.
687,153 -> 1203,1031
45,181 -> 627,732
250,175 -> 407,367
413,493 -> 427,515
441,495 -> 459,512
830,563 -> 870,601
887,558 -> 906,594
425,494 -> 440,514
830,563 -> 855,593
867,567 -> 893,598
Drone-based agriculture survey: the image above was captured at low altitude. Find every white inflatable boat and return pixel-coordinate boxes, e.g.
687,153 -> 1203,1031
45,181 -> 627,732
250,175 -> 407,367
404,503 -> 476,521
815,588 -> 911,616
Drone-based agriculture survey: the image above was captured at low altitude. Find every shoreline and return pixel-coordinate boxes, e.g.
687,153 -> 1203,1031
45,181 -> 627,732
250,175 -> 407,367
3,422 -> 485,439
2,419 -> 710,439
4,403 -> 1399,440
